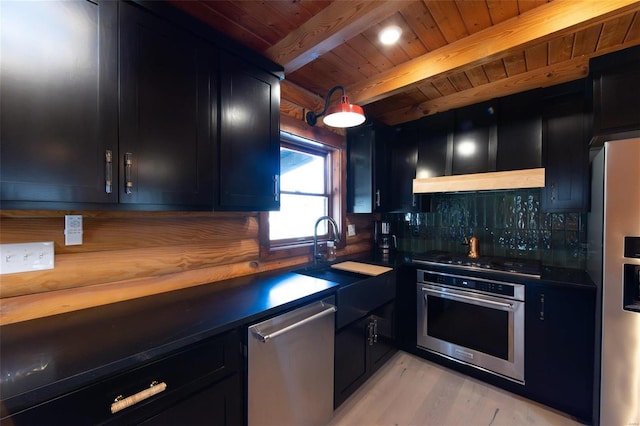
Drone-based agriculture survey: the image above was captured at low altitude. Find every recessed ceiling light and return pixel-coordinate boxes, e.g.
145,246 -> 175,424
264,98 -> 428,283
379,26 -> 402,45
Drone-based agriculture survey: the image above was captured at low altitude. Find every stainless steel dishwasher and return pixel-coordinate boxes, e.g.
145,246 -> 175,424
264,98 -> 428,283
248,296 -> 336,426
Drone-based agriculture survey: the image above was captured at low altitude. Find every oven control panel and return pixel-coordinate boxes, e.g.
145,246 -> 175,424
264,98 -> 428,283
418,270 -> 522,299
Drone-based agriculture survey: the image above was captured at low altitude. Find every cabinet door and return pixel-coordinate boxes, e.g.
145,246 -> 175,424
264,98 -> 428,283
592,46 -> 640,137
140,373 -> 242,426
334,316 -> 369,408
452,101 -> 496,175
119,3 -> 213,207
497,91 -> 542,171
525,283 -> 595,422
541,91 -> 589,212
217,52 -> 280,211
347,123 -> 389,213
389,123 -> 418,212
0,0 -> 117,205
369,301 -> 396,372
417,111 -> 453,179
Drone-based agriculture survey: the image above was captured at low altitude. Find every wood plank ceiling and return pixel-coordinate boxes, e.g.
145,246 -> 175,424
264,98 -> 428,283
171,0 -> 640,126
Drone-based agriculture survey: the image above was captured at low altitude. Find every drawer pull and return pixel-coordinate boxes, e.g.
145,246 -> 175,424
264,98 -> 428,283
110,381 -> 167,414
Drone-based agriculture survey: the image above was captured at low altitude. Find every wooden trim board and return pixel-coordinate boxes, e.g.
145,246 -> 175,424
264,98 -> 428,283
413,168 -> 545,193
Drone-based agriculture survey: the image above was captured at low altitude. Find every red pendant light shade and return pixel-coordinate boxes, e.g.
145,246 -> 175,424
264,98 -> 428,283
305,86 -> 366,128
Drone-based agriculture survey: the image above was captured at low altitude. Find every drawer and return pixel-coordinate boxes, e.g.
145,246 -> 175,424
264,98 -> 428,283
3,329 -> 240,425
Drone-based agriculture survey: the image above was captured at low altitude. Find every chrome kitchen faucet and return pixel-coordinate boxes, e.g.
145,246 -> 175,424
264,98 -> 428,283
313,216 -> 340,264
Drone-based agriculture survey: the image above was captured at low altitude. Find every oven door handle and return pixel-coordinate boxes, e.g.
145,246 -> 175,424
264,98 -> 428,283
422,287 -> 515,310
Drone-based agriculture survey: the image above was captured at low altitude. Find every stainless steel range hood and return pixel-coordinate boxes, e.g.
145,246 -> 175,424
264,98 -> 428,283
413,168 -> 545,193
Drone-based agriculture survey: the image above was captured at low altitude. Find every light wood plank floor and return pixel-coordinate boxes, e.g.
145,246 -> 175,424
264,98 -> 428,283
328,351 -> 585,426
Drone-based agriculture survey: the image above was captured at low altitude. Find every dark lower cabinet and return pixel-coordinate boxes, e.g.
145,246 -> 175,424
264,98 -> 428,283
0,0 -> 118,206
525,282 -> 596,423
2,330 -> 242,425
334,301 -> 396,408
140,373 -> 242,426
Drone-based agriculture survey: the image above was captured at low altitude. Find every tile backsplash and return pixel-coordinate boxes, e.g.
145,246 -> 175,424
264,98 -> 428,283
386,189 -> 587,269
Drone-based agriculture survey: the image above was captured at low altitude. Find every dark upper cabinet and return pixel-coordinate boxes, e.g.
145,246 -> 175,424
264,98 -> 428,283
389,122 -> 419,212
452,101 -> 497,175
347,123 -> 390,213
496,90 -> 542,171
119,2 -> 213,208
0,0 -> 118,206
541,85 -> 590,212
525,282 -> 595,423
1,1 -> 282,212
416,111 -> 453,179
216,51 -> 280,211
591,46 -> 640,141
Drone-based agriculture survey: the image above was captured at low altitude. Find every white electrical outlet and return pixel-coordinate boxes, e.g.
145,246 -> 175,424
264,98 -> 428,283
0,242 -> 55,275
64,214 -> 83,245
347,224 -> 356,237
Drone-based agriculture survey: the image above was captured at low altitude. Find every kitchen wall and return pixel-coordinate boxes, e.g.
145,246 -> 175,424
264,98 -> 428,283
0,84 -> 373,326
387,189 -> 587,269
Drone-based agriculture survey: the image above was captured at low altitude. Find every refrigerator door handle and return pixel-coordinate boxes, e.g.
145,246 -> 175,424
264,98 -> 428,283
251,304 -> 337,343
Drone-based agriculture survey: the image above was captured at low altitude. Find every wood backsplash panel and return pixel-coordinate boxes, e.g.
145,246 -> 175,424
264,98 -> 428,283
0,213 -> 258,254
0,239 -> 259,298
0,211 -> 374,325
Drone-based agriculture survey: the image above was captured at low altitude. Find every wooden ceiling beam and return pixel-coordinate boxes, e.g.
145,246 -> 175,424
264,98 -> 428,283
280,80 -> 325,113
376,56 -> 590,125
265,1 -> 406,74
348,0 -> 640,106
376,40 -> 640,126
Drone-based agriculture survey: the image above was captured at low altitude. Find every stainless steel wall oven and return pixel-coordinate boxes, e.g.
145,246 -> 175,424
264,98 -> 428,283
416,270 -> 525,383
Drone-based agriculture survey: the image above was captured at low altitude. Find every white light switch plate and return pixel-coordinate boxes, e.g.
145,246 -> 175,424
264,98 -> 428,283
0,242 -> 55,275
64,214 -> 83,245
347,224 -> 356,237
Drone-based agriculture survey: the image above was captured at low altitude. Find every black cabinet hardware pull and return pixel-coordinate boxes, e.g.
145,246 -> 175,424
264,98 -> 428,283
273,174 -> 279,202
539,293 -> 545,321
375,190 -> 381,207
367,321 -> 374,346
124,152 -> 133,194
373,319 -> 378,343
105,150 -> 113,194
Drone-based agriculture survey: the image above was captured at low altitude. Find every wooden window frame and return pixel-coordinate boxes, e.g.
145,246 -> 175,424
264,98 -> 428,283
259,116 -> 346,261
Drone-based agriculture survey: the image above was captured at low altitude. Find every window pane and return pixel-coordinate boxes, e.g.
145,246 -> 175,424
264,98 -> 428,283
280,147 -> 325,194
269,193 -> 328,240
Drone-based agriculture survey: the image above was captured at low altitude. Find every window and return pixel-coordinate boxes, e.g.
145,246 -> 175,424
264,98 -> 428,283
270,145 -> 329,241
261,131 -> 342,256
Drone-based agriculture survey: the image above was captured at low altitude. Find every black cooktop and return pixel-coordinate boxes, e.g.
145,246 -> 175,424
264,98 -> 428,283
413,251 -> 542,278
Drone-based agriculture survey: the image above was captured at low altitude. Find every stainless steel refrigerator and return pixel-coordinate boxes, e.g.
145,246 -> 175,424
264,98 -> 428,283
588,138 -> 640,426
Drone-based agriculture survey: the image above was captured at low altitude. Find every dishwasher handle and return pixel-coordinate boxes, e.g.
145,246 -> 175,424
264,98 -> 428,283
251,304 -> 337,343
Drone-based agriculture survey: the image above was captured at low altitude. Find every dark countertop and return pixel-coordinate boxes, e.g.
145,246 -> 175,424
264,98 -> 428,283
0,253 -> 594,416
0,268 -> 341,415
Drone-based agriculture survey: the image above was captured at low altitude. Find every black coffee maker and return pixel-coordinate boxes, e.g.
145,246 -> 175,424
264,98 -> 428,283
374,221 -> 397,259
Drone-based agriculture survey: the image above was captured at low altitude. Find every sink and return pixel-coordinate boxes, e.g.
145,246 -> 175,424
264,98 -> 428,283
294,262 -> 396,328
293,265 -> 368,285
